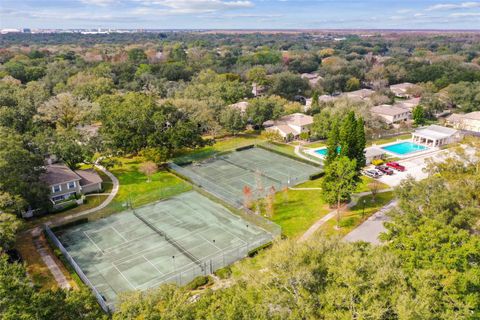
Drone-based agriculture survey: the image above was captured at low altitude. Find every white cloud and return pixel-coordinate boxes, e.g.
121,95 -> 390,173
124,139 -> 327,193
426,1 -> 480,11
450,11 -> 480,16
79,0 -> 115,6
134,0 -> 253,14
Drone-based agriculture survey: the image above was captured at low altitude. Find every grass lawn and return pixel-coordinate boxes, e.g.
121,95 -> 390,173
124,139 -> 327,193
255,179 -> 326,238
367,133 -> 412,146
88,157 -> 192,220
304,140 -> 327,149
173,134 -> 264,163
319,191 -> 395,237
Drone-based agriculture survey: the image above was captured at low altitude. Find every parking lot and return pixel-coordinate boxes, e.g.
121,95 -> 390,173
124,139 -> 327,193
372,149 -> 453,187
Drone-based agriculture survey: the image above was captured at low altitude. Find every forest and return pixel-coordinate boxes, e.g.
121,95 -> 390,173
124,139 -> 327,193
0,31 -> 480,319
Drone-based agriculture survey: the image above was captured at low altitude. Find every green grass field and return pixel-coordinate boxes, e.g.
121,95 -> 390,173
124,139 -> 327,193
173,134 -> 264,163
88,157 -> 192,220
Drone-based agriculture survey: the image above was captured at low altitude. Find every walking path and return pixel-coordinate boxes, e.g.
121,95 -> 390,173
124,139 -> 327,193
31,228 -> 71,289
26,164 -> 119,288
294,145 -> 322,165
298,188 -> 393,242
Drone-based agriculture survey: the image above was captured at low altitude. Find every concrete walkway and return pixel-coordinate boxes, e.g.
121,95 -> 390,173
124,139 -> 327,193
294,145 -> 322,165
26,165 -> 119,288
344,199 -> 398,245
31,228 -> 71,289
298,188 -> 393,242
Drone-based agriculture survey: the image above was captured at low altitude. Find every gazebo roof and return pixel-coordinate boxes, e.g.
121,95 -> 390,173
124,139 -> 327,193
413,125 -> 458,140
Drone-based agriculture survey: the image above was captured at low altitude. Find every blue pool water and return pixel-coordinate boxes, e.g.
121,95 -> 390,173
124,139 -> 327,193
381,142 -> 428,155
315,148 -> 328,156
314,146 -> 340,157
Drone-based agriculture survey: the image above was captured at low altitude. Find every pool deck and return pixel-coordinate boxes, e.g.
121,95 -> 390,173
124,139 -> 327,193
305,139 -> 440,160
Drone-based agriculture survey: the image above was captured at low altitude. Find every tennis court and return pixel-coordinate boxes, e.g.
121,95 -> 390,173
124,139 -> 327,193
171,147 -> 321,206
52,191 -> 273,310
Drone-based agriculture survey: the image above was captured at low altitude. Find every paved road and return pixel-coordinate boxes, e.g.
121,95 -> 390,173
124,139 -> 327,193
298,188 -> 393,242
343,199 -> 398,244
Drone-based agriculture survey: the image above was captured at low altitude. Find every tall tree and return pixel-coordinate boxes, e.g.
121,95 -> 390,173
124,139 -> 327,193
321,156 -> 358,228
325,119 -> 340,165
220,107 -> 246,135
0,127 -> 49,213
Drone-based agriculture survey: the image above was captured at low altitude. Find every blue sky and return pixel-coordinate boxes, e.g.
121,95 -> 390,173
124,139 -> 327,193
1,0 -> 480,29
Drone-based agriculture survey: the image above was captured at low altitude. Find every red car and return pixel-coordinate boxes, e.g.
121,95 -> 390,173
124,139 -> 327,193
386,162 -> 405,172
375,165 -> 394,175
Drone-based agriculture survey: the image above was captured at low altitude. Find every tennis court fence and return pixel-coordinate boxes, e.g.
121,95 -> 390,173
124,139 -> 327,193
168,162 -> 282,237
44,224 -> 110,313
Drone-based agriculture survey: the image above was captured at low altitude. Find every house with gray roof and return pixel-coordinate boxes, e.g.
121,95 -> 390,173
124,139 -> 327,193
371,104 -> 410,124
41,163 -> 103,205
264,113 -> 314,140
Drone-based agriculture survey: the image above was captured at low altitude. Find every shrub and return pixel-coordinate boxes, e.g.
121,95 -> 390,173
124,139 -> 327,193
185,275 -> 209,290
215,266 -> 232,279
248,241 -> 272,257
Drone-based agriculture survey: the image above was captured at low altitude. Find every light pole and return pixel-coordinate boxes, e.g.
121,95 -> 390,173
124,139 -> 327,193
362,199 -> 366,219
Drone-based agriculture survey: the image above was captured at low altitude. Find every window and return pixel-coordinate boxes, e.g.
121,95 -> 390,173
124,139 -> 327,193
68,181 -> 76,189
52,185 -> 61,193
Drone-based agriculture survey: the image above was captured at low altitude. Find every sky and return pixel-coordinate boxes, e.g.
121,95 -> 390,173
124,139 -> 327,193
1,0 -> 480,30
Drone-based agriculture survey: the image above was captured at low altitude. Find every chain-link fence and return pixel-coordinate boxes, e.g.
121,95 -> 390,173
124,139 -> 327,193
44,225 -> 111,313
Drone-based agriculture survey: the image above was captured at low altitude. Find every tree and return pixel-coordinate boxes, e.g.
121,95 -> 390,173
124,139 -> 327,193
127,48 -> 148,64
325,119 -> 340,165
321,156 -> 358,228
345,77 -> 360,91
220,108 -> 246,135
246,95 -> 286,127
37,93 -> 94,130
0,127 -> 49,213
269,72 -> 310,100
0,213 -> 22,252
243,186 -> 253,209
246,66 -> 269,85
412,105 -> 426,125
139,161 -> 158,182
51,131 -> 92,170
98,93 -> 205,155
311,91 -> 320,110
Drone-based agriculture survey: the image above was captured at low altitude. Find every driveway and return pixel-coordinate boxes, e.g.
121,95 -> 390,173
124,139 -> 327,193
343,199 -> 397,244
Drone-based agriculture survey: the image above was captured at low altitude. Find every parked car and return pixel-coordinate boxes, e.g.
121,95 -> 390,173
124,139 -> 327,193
375,165 -> 394,175
386,162 -> 405,172
362,169 -> 381,179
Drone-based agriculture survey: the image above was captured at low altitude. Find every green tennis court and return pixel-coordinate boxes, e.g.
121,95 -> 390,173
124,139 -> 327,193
172,147 -> 321,207
54,191 -> 273,310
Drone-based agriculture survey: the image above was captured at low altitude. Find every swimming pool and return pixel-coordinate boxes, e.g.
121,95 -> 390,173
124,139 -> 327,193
314,146 -> 340,157
381,141 -> 428,155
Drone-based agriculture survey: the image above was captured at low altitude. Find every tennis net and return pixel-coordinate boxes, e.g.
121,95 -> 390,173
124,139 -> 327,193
132,210 -> 204,271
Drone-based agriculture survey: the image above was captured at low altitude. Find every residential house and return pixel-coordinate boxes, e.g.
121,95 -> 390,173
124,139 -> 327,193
412,125 -> 460,147
41,163 -> 103,205
394,97 -> 420,112
343,89 -> 375,101
445,112 -> 480,133
390,82 -> 416,98
264,113 -> 314,140
228,101 -> 249,114
371,104 -> 410,124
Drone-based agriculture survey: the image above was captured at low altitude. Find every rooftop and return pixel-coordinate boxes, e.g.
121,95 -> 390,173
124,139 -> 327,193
371,104 -> 409,116
276,113 -> 314,127
229,101 -> 249,113
414,125 -> 458,140
41,164 -> 81,186
448,111 -> 480,122
75,168 -> 102,187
